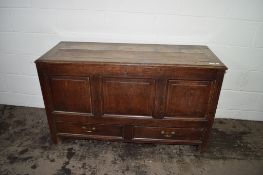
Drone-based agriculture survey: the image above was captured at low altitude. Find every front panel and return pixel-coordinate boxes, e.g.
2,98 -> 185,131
165,80 -> 212,118
49,76 -> 92,114
102,77 -> 156,116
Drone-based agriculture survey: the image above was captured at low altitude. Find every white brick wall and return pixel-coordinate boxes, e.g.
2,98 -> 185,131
0,0 -> 262,121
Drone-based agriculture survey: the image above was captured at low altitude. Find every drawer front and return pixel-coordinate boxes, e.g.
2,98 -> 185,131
56,122 -> 123,138
133,126 -> 203,141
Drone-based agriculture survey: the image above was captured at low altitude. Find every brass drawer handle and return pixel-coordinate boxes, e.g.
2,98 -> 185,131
82,126 -> 96,133
161,130 -> 175,138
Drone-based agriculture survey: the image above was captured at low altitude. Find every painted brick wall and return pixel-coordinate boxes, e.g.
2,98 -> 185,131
0,0 -> 262,121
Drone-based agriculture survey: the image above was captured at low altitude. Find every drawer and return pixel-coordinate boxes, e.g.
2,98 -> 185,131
56,122 -> 124,139
133,126 -> 203,142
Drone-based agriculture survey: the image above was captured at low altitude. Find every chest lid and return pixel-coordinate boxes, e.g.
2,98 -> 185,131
35,42 -> 227,70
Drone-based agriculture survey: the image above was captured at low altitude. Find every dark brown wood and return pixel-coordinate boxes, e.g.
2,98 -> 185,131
165,80 -> 212,117
53,113 -> 208,128
133,126 -> 203,139
49,76 -> 92,114
56,122 -> 124,139
102,77 -> 155,116
35,42 -> 227,151
201,70 -> 225,151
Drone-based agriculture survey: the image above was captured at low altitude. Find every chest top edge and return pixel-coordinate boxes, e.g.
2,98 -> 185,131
35,41 -> 227,70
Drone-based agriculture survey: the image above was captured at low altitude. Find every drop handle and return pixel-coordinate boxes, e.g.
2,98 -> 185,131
161,130 -> 175,138
82,126 -> 96,133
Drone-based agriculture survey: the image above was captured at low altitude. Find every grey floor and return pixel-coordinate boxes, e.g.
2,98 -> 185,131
0,105 -> 262,175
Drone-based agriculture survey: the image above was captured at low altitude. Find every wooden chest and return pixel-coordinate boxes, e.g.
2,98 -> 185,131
35,42 -> 227,151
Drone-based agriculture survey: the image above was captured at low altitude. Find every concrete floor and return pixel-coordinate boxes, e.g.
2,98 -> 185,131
0,105 -> 262,175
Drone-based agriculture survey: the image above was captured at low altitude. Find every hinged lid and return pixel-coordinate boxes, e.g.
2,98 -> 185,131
35,42 -> 227,70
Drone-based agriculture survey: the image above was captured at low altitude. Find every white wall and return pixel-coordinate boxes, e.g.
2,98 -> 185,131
0,0 -> 262,121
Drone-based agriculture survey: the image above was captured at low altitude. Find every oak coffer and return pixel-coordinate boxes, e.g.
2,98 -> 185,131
35,42 -> 227,151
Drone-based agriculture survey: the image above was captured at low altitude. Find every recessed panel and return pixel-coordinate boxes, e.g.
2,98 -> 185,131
102,78 -> 155,116
50,76 -> 92,113
165,80 -> 212,117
